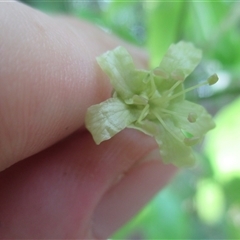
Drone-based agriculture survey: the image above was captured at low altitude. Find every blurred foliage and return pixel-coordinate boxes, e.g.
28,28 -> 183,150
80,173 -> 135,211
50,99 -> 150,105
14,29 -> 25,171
20,0 -> 240,239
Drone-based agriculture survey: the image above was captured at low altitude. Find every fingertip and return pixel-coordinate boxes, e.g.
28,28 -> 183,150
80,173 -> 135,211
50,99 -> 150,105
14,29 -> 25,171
92,155 -> 177,239
0,2 -> 149,170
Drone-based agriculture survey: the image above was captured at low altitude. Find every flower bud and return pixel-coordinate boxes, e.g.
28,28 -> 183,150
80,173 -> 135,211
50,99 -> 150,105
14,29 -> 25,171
188,112 -> 197,123
207,73 -> 219,85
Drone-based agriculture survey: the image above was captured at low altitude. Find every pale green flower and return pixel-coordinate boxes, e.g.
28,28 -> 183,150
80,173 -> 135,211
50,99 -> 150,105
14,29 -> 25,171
85,41 -> 217,167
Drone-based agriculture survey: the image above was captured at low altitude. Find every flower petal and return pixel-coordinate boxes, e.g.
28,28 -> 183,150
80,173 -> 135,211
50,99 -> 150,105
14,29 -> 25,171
128,120 -> 159,137
154,75 -> 185,102
97,46 -> 148,99
155,125 -> 196,167
130,118 -> 196,167
153,41 -> 202,102
85,98 -> 140,144
169,100 -> 216,137
157,41 -> 202,80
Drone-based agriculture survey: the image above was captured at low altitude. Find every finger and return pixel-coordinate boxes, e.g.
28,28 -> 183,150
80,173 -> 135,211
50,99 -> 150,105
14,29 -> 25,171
0,2 -> 148,170
92,151 -> 175,239
0,129 -> 176,239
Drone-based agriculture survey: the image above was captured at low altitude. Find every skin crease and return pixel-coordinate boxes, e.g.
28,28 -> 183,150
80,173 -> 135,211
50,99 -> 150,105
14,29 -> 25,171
0,2 -> 177,239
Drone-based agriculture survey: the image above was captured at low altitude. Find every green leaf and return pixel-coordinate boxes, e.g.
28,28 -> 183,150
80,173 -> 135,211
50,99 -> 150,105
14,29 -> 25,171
205,97 -> 240,181
146,1 -> 185,67
102,1 -> 145,45
85,98 -> 140,144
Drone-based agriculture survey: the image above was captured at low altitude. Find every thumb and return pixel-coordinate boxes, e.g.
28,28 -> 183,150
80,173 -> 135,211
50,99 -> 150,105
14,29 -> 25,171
0,2 -> 148,170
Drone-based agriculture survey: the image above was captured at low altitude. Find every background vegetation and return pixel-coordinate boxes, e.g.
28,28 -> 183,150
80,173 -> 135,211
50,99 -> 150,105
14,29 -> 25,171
20,1 -> 240,239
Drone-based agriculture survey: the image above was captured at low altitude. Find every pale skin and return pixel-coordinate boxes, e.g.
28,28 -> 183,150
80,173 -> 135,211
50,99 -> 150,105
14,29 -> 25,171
0,2 -> 176,238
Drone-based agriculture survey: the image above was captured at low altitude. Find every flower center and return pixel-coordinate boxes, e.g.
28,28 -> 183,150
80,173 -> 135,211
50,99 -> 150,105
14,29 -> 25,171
125,72 -> 218,144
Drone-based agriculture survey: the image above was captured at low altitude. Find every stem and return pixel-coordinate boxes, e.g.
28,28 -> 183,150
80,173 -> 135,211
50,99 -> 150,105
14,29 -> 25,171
166,80 -> 182,93
167,81 -> 207,101
153,112 -> 182,142
137,104 -> 149,123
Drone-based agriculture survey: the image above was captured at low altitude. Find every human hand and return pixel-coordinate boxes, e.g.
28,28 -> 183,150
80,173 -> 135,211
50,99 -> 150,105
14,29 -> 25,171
0,2 -> 176,238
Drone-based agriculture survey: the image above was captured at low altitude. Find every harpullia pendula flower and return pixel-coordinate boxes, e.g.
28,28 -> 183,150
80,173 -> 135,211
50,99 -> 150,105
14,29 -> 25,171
85,42 -> 218,167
